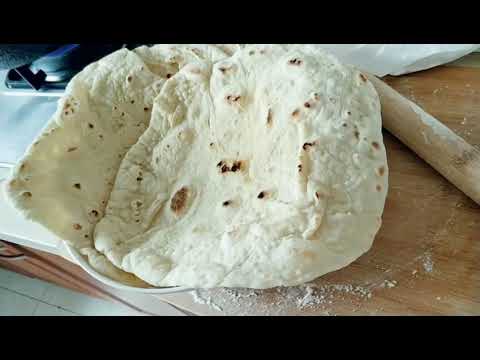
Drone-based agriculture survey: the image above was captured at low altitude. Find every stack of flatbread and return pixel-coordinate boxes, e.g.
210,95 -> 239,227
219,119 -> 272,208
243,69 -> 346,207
5,44 -> 388,289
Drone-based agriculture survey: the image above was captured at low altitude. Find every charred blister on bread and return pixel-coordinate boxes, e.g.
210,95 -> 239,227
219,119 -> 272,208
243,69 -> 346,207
226,95 -> 242,104
302,142 -> 315,151
288,58 -> 302,66
267,108 -> 273,126
170,187 -> 189,214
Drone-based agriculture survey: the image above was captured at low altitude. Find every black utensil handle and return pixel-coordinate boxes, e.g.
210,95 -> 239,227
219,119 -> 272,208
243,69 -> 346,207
0,44 -> 61,70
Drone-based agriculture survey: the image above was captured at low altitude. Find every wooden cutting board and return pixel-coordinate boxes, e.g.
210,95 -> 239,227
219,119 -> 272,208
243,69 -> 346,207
157,57 -> 480,315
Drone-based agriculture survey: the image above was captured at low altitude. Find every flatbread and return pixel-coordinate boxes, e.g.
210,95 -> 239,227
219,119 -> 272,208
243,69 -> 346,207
5,44 -> 231,285
94,44 -> 388,288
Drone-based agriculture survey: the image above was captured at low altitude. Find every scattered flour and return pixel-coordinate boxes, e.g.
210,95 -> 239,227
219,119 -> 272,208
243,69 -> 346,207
192,290 -> 223,312
189,282 -> 377,315
422,252 -> 434,273
383,280 -> 397,288
188,251 -> 438,315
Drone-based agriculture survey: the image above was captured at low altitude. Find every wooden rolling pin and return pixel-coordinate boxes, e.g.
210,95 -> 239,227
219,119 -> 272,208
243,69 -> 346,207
366,74 -> 480,205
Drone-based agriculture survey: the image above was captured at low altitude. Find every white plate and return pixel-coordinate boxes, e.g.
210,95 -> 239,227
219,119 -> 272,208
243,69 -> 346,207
65,244 -> 192,294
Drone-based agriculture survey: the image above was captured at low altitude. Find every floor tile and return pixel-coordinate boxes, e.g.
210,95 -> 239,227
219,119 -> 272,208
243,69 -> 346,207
33,302 -> 79,316
0,268 -> 49,298
40,282 -> 145,316
0,288 -> 38,316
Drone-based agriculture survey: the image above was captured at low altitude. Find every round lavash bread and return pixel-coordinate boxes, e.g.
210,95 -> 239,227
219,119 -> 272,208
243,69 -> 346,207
94,44 -> 388,289
4,44 -> 232,285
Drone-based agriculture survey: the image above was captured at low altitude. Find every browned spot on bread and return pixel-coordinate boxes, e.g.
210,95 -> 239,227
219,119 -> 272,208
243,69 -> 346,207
144,107 -> 149,112
298,164 -> 302,172
73,223 -> 82,230
88,123 -> 94,129
209,142 -> 214,147
22,191 -> 32,198
267,108 -> 273,126
292,109 -> 300,118
130,100 -> 135,104
90,210 -> 99,217
166,73 -> 172,79
257,191 -> 266,199
302,142 -> 315,151
170,187 -> 189,213
84,234 -> 89,238
288,58 -> 302,66
377,166 -> 385,176
376,184 -> 382,192
226,95 -> 241,103
315,192 -> 323,199
222,200 -> 231,207
73,183 -> 81,190
217,161 -> 224,168
360,73 -> 367,82
372,141 -> 380,150
136,177 -> 143,182
67,147 -> 78,152
304,102 -> 311,108
127,75 -> 132,82
231,161 -> 243,172
221,164 -> 229,173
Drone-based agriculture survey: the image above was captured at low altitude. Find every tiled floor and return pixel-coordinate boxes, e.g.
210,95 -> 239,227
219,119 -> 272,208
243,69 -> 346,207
0,268 -> 149,316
